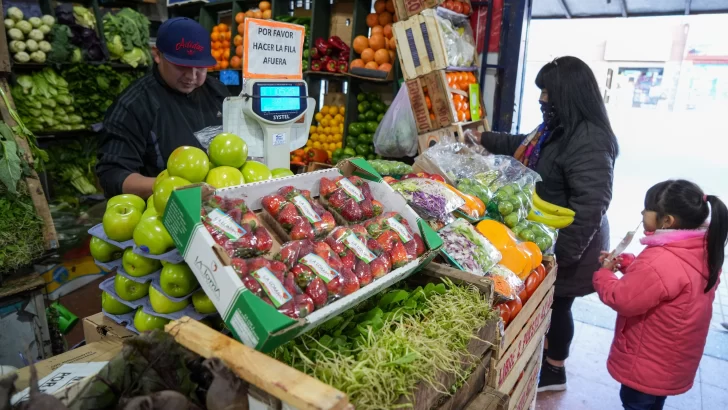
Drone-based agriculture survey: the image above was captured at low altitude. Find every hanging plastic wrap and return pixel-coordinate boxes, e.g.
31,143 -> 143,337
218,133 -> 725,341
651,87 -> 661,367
435,7 -> 477,68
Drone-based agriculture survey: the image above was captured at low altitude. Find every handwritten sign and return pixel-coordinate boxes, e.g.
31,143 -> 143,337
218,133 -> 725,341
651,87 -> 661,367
243,18 -> 305,79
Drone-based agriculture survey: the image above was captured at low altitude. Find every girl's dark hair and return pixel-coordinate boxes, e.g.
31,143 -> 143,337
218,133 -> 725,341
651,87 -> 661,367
535,56 -> 619,156
645,180 -> 728,292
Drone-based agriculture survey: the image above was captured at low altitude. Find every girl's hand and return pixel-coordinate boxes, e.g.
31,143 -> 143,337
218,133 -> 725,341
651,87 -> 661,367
599,251 -> 611,264
602,257 -> 620,271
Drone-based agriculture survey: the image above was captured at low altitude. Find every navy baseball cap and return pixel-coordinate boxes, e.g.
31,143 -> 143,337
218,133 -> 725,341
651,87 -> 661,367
157,17 -> 216,67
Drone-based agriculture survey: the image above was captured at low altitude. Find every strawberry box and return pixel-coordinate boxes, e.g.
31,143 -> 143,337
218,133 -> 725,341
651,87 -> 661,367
319,175 -> 385,224
261,186 -> 337,241
162,158 -> 443,352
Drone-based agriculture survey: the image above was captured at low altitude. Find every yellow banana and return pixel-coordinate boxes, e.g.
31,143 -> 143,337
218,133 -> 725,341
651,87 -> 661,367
532,192 -> 576,217
528,208 -> 574,229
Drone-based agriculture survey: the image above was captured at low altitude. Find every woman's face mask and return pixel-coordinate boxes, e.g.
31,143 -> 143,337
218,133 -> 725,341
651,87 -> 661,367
539,93 -> 560,129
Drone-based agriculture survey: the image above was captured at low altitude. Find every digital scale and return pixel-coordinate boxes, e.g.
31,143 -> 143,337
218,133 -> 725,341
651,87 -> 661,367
223,79 -> 316,169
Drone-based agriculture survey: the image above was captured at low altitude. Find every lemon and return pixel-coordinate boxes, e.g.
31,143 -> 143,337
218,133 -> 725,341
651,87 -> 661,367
329,107 -> 338,116
327,150 -> 333,158
321,118 -> 330,127
317,126 -> 324,134
334,114 -> 344,122
314,113 -> 323,122
338,106 -> 345,115
336,142 -> 342,149
339,124 -> 344,133
320,106 -> 329,115
313,141 -> 322,149
330,119 -> 339,128
306,140 -> 313,148
324,114 -> 333,121
334,133 -> 342,142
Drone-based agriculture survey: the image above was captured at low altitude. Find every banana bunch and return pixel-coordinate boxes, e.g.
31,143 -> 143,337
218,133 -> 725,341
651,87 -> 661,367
527,192 -> 575,229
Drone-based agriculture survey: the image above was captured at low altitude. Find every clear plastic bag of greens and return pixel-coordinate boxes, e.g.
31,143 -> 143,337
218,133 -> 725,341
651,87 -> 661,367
439,218 -> 502,276
373,86 -> 418,158
390,178 -> 464,221
367,159 -> 413,177
488,264 -> 525,303
434,7 -> 476,68
512,219 -> 558,254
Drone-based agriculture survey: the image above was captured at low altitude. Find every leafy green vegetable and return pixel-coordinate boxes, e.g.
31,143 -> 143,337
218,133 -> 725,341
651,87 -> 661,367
46,136 -> 99,197
73,6 -> 96,29
11,68 -> 81,132
103,8 -> 151,67
47,25 -> 77,63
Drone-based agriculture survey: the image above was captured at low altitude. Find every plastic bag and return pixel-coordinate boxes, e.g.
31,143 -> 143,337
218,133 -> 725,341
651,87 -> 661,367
319,175 -> 384,223
194,125 -> 224,150
512,219 -> 557,254
488,264 -> 525,303
390,178 -> 465,221
261,186 -> 337,240
373,86 -> 418,158
435,7 -> 476,68
439,218 -> 501,276
363,212 -> 427,268
367,159 -> 413,176
202,195 -> 274,258
325,225 -> 393,285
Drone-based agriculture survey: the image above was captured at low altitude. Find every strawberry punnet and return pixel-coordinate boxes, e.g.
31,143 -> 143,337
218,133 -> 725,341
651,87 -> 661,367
319,176 -> 384,223
262,186 -> 337,240
202,195 -> 273,259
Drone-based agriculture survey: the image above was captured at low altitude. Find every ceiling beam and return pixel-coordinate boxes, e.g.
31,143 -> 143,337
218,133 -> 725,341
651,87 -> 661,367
685,0 -> 692,15
555,0 -> 572,18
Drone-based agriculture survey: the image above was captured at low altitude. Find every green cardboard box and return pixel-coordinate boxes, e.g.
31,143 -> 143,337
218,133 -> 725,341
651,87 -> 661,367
162,158 -> 442,352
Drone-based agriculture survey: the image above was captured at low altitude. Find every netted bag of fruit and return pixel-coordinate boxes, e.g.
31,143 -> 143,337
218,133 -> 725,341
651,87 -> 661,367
275,239 -> 361,311
229,256 -> 315,319
325,225 -> 393,286
363,212 -> 427,268
319,175 -> 384,223
511,220 -> 557,254
261,186 -> 337,240
202,195 -> 274,258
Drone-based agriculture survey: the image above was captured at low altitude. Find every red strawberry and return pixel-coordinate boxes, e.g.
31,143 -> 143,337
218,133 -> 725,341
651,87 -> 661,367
311,201 -> 326,217
370,255 -> 389,279
230,233 -> 254,251
327,239 -> 347,256
413,234 -> 426,256
277,301 -> 296,318
277,241 -> 301,268
231,258 -> 249,276
300,189 -> 313,201
389,241 -> 409,268
365,220 -> 385,238
294,294 -> 315,318
403,239 -> 418,259
291,220 -> 315,240
278,186 -> 297,197
341,251 -> 356,271
261,194 -> 285,216
359,198 -> 375,219
350,225 -> 368,237
299,240 -> 315,257
371,200 -> 384,216
277,203 -> 300,227
326,275 -> 343,296
327,188 -> 348,210
291,264 -> 315,289
247,257 -> 271,272
319,177 -> 337,198
366,238 -> 383,254
242,211 -> 259,229
360,182 -> 372,199
313,241 -> 332,259
340,199 -> 363,222
320,212 -> 336,228
327,254 -> 344,272
305,277 -> 328,308
239,223 -> 252,234
241,274 -> 263,296
313,220 -> 331,238
254,227 -> 273,253
269,260 -> 287,276
340,270 -> 360,295
206,195 -> 225,209
353,260 -> 372,286
376,230 -> 399,252
227,207 -> 243,224
283,272 -> 301,296
228,198 -> 248,212
349,176 -> 364,186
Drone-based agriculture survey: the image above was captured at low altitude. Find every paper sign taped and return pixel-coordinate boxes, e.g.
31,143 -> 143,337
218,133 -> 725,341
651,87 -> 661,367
11,362 -> 108,404
243,19 -> 305,79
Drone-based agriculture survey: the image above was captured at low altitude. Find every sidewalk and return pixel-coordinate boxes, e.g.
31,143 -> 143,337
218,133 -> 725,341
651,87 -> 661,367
536,320 -> 728,409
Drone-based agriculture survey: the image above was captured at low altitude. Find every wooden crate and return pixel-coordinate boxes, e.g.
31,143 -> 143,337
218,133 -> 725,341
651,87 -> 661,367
393,0 -> 473,22
436,350 -> 493,410
417,120 -> 487,154
505,342 -> 543,410
464,387 -> 509,410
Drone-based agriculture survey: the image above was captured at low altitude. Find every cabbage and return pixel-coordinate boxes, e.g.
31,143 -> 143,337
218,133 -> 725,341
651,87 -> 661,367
14,51 -> 30,63
38,40 -> 51,53
41,15 -> 55,26
29,29 -> 44,41
28,17 -> 42,28
8,28 -> 23,41
30,50 -> 47,63
7,7 -> 23,22
9,40 -> 26,53
39,24 -> 51,35
55,94 -> 72,105
4,18 -> 15,29
71,48 -> 82,63
72,6 -> 96,29
121,48 -> 145,68
107,35 -> 124,59
16,20 -> 33,34
25,39 -> 38,52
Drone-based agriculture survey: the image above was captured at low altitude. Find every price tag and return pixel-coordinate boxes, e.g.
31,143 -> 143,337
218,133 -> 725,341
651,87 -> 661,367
299,254 -> 338,283
343,233 -> 376,263
337,178 -> 364,202
219,69 -> 240,86
292,195 -> 321,223
243,18 -> 305,79
386,217 -> 413,243
252,267 -> 292,307
206,209 -> 246,239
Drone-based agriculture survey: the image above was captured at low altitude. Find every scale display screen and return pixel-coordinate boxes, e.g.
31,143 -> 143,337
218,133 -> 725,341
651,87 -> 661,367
259,86 -> 301,112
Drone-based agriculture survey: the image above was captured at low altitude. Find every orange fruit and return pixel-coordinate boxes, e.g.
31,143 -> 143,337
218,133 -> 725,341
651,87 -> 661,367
350,59 -> 365,69
259,1 -> 271,10
253,10 -> 262,19
213,41 -> 222,50
388,49 -> 396,63
388,37 -> 396,50
374,48 -> 390,65
220,60 -> 229,69
222,40 -> 230,49
378,11 -> 392,26
366,13 -> 379,27
212,49 -> 222,59
224,49 -> 231,59
361,48 -> 375,63
231,56 -> 242,68
212,26 -> 220,33
378,63 -> 392,72
235,12 -> 245,24
210,32 -> 220,42
238,23 -> 245,34
430,112 -> 436,121
371,25 -> 384,36
218,23 -> 228,32
386,0 -> 395,13
383,24 -> 393,39
234,35 -> 243,46
369,34 -> 386,51
236,45 -> 243,57
224,31 -> 232,40
365,61 -> 379,70
245,10 -> 254,18
374,0 -> 386,13
263,9 -> 271,19
353,36 -> 369,54
425,96 -> 432,110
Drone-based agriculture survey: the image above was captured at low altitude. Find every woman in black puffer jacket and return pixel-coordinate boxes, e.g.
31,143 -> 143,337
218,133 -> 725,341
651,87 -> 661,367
477,56 -> 619,392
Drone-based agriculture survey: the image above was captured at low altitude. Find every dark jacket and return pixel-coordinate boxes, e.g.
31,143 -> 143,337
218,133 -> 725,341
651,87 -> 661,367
482,122 -> 617,297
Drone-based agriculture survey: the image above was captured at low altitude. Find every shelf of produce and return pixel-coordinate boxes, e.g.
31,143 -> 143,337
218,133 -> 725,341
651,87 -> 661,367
417,119 -> 488,154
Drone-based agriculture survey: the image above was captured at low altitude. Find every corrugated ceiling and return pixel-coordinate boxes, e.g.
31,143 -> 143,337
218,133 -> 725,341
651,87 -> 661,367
532,0 -> 728,19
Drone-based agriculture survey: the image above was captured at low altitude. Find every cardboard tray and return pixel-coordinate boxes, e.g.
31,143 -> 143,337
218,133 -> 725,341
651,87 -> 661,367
162,158 -> 443,352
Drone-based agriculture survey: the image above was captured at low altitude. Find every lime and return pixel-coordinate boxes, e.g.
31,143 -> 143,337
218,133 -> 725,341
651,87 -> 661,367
518,229 -> 536,242
536,236 -> 552,252
498,201 -> 514,216
504,213 -> 520,228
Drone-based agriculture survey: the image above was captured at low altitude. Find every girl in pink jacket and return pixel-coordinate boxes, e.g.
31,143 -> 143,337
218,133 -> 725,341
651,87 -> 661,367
593,180 -> 728,410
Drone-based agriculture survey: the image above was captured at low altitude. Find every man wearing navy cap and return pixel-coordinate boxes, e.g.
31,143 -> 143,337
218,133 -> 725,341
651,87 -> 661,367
96,17 -> 229,198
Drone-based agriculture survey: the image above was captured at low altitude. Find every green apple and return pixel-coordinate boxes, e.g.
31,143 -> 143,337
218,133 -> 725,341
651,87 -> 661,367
153,176 -> 191,215
149,286 -> 189,314
167,146 -> 210,183
90,237 -> 123,262
107,194 -> 146,213
101,291 -> 133,315
241,161 -> 272,183
103,204 -> 142,242
191,290 -> 217,314
133,308 -> 170,332
271,168 -> 294,179
146,195 -> 155,210
122,248 -> 161,277
160,262 -> 198,297
153,170 -> 169,192
114,274 -> 150,301
141,205 -> 158,220
133,215 -> 174,255
208,133 -> 248,168
205,166 -> 245,189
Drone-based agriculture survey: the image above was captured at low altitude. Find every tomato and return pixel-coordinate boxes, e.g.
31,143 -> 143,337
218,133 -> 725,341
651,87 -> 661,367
518,287 -> 529,305
535,263 -> 547,283
496,303 -> 511,326
462,2 -> 471,14
506,295 -> 523,319
452,1 -> 463,14
443,0 -> 455,10
525,272 -> 539,301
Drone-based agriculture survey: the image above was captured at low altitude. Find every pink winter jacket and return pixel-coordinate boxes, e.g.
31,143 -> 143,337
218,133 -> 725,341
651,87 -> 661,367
593,229 -> 716,396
